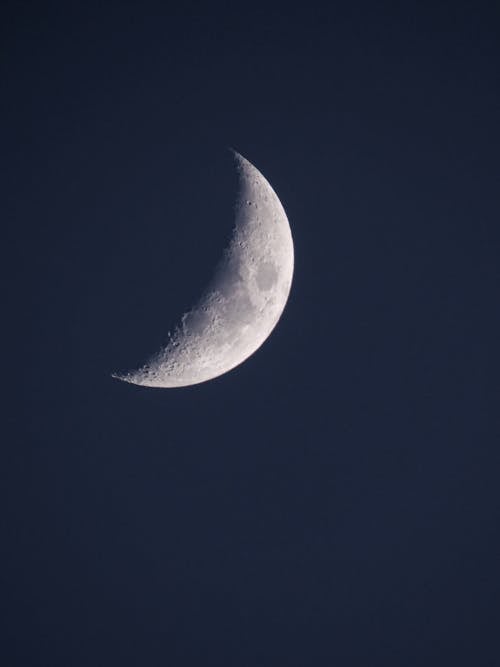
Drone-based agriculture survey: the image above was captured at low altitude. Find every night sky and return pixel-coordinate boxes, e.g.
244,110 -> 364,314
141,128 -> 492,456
3,2 -> 500,665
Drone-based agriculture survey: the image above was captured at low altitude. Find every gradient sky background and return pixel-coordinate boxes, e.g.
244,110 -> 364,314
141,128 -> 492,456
3,2 -> 499,666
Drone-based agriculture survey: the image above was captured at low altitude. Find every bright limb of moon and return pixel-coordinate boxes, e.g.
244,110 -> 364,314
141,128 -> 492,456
113,151 -> 294,388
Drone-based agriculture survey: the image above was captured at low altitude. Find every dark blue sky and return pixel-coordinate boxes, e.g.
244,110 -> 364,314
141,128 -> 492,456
3,2 -> 499,665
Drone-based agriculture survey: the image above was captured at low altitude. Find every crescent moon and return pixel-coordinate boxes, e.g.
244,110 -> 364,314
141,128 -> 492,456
113,151 -> 294,388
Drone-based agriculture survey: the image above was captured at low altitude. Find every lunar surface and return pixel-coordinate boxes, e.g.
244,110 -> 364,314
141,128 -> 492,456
113,151 -> 294,388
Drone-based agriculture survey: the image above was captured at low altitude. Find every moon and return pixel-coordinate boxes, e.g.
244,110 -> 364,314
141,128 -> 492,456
113,151 -> 294,388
